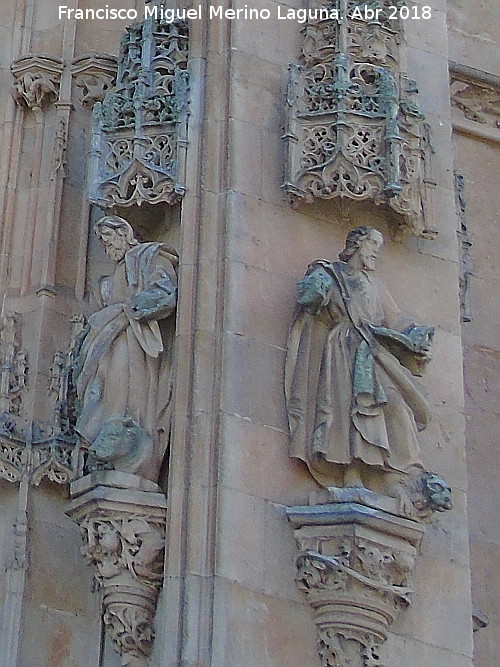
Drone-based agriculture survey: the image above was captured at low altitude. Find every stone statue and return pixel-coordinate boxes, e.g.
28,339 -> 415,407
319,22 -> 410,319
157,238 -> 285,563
73,215 -> 178,482
285,226 -> 435,490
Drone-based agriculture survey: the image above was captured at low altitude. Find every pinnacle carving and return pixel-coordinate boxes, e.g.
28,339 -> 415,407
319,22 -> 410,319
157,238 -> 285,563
11,54 -> 63,110
0,314 -> 28,416
88,17 -> 189,209
283,0 -> 433,237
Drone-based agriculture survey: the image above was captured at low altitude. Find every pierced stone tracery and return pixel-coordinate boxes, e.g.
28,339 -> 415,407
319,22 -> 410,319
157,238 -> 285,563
284,0 -> 433,237
89,17 -> 189,209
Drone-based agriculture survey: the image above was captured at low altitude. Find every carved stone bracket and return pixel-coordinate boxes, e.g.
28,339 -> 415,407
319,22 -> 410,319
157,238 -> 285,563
283,0 -> 433,237
88,17 -> 189,209
67,471 -> 167,666
71,53 -> 118,110
11,54 -> 63,110
451,72 -> 500,129
286,499 -> 425,666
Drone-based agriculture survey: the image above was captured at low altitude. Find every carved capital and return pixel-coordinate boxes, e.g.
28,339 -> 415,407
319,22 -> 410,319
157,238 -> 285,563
71,53 -> 118,110
11,54 -> 63,110
287,501 -> 425,666
67,472 -> 167,666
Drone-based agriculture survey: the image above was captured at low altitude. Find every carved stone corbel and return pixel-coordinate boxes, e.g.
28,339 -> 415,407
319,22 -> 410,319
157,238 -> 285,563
11,54 -> 63,110
67,471 -> 167,666
287,498 -> 425,666
71,53 -> 118,110
451,74 -> 500,128
450,66 -> 500,145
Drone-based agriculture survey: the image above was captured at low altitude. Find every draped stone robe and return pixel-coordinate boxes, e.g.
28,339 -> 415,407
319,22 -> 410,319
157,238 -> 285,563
285,260 -> 430,487
74,243 -> 177,475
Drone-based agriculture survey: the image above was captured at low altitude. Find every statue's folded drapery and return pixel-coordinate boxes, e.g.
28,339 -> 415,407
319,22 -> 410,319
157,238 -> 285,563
285,259 -> 431,487
74,242 -> 178,464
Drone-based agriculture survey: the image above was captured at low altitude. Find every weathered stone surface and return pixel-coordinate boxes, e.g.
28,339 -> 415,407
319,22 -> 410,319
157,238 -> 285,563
286,226 -> 440,493
73,215 -> 178,483
0,2 -> 484,666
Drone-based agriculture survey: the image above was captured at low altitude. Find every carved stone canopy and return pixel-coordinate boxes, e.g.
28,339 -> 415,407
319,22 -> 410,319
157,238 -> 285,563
283,0 -> 433,238
88,16 -> 189,209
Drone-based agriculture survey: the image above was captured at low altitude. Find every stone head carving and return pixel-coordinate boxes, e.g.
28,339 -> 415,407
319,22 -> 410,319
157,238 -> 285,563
420,472 -> 453,512
95,214 -> 139,262
338,225 -> 383,272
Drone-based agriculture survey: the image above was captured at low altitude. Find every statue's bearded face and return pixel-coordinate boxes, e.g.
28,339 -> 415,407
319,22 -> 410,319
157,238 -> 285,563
358,232 -> 383,271
99,227 -> 129,262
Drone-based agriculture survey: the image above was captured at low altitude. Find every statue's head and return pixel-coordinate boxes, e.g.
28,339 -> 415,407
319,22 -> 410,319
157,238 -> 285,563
339,226 -> 383,272
95,215 -> 139,262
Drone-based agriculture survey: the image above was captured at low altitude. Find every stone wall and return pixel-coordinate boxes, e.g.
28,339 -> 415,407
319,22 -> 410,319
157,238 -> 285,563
0,0 -> 493,665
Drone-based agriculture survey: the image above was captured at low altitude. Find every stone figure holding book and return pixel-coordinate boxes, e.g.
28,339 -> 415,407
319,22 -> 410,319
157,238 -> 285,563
285,226 -> 434,489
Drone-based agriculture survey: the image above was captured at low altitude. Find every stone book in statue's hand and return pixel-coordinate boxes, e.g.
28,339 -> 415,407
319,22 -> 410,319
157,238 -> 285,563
370,324 -> 434,376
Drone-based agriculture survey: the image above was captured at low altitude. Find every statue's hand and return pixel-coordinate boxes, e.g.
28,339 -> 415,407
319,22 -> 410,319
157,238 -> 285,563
128,287 -> 177,321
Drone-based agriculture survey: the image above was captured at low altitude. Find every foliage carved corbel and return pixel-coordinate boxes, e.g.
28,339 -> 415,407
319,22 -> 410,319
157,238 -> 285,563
67,472 -> 167,666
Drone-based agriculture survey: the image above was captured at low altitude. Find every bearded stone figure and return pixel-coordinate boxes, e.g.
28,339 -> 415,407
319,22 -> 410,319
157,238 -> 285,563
285,226 -> 434,490
73,215 -> 178,483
